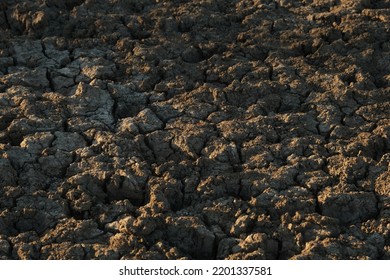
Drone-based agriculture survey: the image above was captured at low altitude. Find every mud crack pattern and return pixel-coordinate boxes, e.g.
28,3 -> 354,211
0,0 -> 389,259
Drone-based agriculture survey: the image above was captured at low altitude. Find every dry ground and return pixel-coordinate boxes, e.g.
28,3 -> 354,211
0,0 -> 389,259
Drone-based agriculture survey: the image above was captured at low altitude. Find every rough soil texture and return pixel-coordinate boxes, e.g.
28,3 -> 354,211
0,0 -> 389,260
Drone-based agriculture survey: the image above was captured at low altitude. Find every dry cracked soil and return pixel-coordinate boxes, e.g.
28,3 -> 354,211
0,0 -> 389,260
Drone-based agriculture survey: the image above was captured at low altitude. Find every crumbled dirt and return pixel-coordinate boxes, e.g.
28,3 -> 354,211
0,0 -> 389,260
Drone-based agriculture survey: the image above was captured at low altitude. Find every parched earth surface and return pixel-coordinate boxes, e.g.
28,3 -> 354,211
0,0 -> 389,260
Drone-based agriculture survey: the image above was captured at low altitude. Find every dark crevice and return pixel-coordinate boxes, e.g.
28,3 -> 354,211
46,68 -> 55,92
3,10 -> 11,30
111,97 -> 118,122
65,0 -> 85,10
267,65 -> 273,81
314,194 -> 322,215
69,209 -> 88,220
41,41 -> 49,60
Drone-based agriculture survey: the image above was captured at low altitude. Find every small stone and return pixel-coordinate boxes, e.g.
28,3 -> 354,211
136,108 -> 163,133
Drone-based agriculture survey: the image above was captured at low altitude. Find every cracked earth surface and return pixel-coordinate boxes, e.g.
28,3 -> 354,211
0,0 -> 389,259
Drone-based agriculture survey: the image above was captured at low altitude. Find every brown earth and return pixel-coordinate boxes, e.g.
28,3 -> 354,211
0,0 -> 389,260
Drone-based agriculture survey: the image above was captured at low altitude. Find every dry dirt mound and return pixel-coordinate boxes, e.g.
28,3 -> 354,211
0,0 -> 389,259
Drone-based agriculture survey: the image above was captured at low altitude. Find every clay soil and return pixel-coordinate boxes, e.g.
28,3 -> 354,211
0,0 -> 389,260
